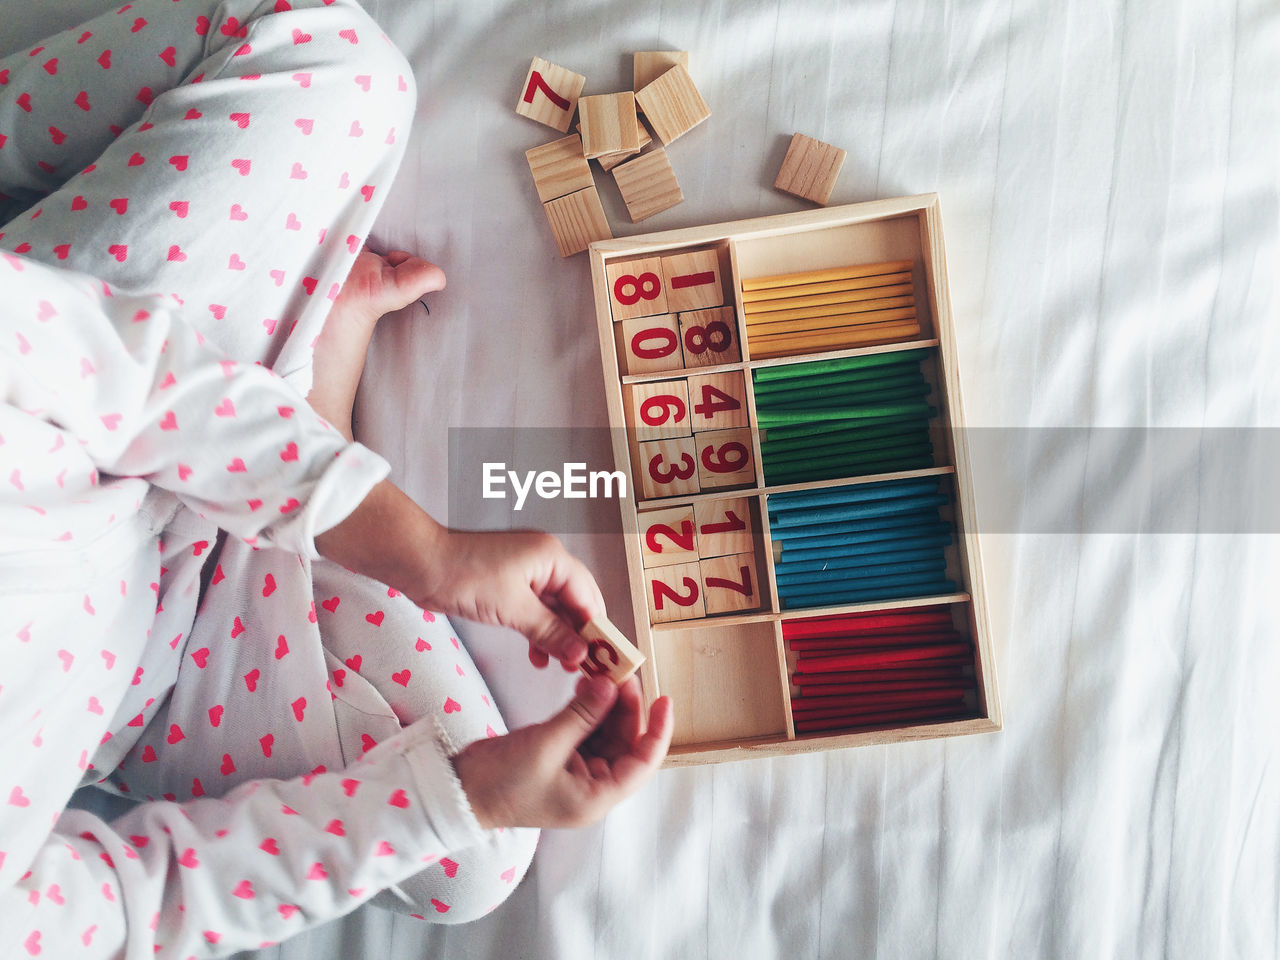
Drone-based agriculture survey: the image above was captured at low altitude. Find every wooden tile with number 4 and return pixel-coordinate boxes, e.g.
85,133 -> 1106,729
516,57 -> 586,133
699,552 -> 761,615
579,616 -> 645,684
687,371 -> 749,432
638,504 -> 698,568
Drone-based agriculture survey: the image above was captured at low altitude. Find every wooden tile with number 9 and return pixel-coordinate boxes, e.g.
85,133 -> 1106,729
694,427 -> 755,490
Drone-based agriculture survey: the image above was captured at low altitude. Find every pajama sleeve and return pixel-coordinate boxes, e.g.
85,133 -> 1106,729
3,721 -> 489,959
0,251 -> 387,556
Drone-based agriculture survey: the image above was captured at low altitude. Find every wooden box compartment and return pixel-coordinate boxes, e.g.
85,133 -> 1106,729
588,194 -> 1001,766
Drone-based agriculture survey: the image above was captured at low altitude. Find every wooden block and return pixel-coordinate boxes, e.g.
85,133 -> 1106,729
693,496 -> 755,558
612,148 -> 683,223
699,552 -> 762,615
646,561 -> 706,623
633,51 -> 690,93
774,133 -> 847,206
542,186 -> 612,258
678,306 -> 741,367
694,427 -> 755,490
516,57 -> 586,133
579,615 -> 646,684
596,120 -> 653,173
686,371 -> 749,431
579,92 -> 640,159
618,314 -> 683,375
634,63 -> 710,145
639,504 -> 699,568
606,256 -> 669,320
525,134 -> 593,203
638,436 -> 700,499
661,249 -> 724,312
624,379 -> 692,442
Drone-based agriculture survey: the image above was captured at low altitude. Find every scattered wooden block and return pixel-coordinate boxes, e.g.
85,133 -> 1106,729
525,134 -> 593,203
625,379 -> 692,442
638,436 -> 700,499
579,92 -> 640,159
639,504 -> 699,568
606,256 -> 669,320
646,561 -> 706,623
693,496 -> 755,558
612,148 -> 683,223
618,314 -> 683,375
678,306 -> 740,367
686,371 -> 749,432
596,120 -> 653,172
635,63 -> 710,145
774,132 -> 847,206
579,615 -> 646,683
661,248 -> 724,312
633,51 -> 690,93
516,57 -> 587,132
542,186 -> 612,257
694,427 -> 755,489
699,552 -> 761,615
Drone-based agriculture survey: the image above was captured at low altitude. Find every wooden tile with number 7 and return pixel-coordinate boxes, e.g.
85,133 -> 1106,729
699,552 -> 761,615
516,57 -> 586,132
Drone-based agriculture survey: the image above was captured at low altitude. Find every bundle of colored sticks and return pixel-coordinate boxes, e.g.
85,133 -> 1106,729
786,607 -> 976,734
742,259 -> 921,359
753,348 -> 937,485
769,476 -> 957,609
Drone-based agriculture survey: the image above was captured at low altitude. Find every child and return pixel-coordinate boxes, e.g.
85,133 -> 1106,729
0,1 -> 672,956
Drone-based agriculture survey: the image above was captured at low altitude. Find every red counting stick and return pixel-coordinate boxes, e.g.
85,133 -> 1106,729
789,687 -> 968,715
793,642 -> 972,673
794,704 -> 969,735
791,665 -> 971,686
788,630 -> 962,652
791,678 -> 969,698
781,610 -> 953,639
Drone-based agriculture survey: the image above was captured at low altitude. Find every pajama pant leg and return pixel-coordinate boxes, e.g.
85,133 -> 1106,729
1,0 -> 537,923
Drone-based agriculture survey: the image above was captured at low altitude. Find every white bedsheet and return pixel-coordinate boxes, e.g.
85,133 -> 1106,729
6,1 -> 1277,957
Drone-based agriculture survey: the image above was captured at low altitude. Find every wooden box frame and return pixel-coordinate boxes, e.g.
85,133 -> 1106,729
587,194 -> 1001,766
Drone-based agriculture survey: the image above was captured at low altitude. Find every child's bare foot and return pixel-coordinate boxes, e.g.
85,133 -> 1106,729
308,248 -> 446,439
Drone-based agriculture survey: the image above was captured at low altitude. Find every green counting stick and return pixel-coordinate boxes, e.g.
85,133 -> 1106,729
776,557 -> 948,589
753,369 -> 925,403
756,400 -> 933,429
779,579 -> 958,609
769,509 -> 944,541
760,419 -> 929,455
761,406 -> 937,443
774,539 -> 952,574
752,347 -> 932,383
763,446 -> 934,480
757,380 -> 933,412
768,492 -> 948,529
765,457 -> 938,486
763,435 -> 931,466
768,477 -> 943,512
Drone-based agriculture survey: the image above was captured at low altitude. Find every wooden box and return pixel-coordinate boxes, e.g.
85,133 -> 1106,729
588,194 -> 1001,766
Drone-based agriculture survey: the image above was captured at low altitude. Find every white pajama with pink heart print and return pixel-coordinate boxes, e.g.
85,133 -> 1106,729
0,2 -> 536,957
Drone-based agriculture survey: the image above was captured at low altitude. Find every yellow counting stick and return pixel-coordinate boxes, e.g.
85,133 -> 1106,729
741,273 -> 914,305
741,259 -> 914,292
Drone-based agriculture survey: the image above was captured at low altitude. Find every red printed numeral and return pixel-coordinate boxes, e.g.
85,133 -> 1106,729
639,505 -> 698,568
646,561 -> 705,622
700,552 -> 761,615
523,70 -> 571,110
638,438 -> 700,498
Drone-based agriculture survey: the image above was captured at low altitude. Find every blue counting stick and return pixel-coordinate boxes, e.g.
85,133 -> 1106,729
776,557 -> 948,589
767,477 -> 943,513
774,540 -> 951,574
768,493 -> 949,529
780,579 -> 958,609
778,569 -> 949,598
769,510 -> 944,542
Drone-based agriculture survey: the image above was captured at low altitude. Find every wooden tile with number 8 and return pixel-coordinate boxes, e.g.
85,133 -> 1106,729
624,380 -> 691,443
699,552 -> 761,615
693,497 -> 755,558
646,561 -> 705,623
618,314 -> 683,375
679,306 -> 740,368
638,436 -> 700,499
638,504 -> 698,568
687,371 -> 749,431
694,427 -> 755,490
607,257 -> 669,321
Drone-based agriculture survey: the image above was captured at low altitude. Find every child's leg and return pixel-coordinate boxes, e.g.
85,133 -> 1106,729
0,0 -> 415,387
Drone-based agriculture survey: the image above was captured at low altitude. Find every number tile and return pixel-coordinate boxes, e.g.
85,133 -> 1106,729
646,561 -> 706,623
579,92 -> 641,159
774,132 -> 847,206
516,57 -> 587,132
687,371 -> 749,431
624,380 -> 693,442
525,134 -> 593,203
661,248 -> 724,312
639,504 -> 699,568
678,306 -> 740,367
579,615 -> 645,683
634,62 -> 710,145
693,497 -> 755,558
699,552 -> 761,615
618,314 -> 684,374
633,51 -> 690,93
542,186 -> 612,257
638,436 -> 701,499
607,256 -> 669,320
694,427 -> 755,490
612,147 -> 684,223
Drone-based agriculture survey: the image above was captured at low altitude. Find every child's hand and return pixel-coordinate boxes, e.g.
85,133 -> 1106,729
451,675 -> 674,829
